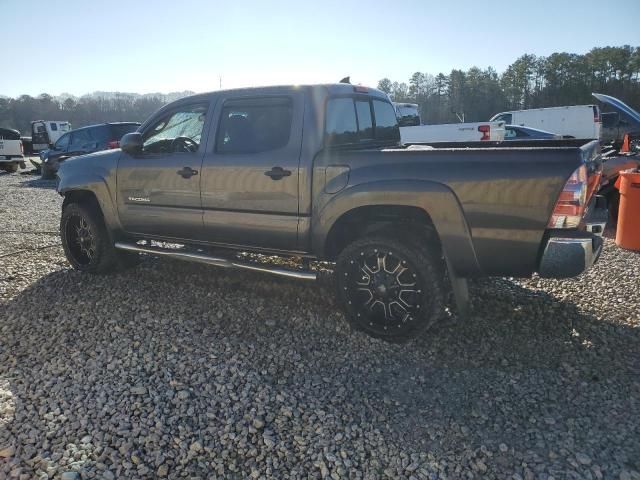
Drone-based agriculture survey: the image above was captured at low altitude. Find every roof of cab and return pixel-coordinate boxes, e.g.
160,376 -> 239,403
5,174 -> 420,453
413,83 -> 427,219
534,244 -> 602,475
175,84 -> 390,103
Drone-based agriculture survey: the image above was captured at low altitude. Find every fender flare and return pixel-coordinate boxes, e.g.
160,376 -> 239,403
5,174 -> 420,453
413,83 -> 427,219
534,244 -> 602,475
312,179 -> 481,276
57,170 -> 122,234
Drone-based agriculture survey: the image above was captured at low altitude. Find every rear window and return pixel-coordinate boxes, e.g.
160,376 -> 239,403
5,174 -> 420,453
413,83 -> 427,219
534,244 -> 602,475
216,97 -> 293,154
325,96 -> 400,146
109,124 -> 139,140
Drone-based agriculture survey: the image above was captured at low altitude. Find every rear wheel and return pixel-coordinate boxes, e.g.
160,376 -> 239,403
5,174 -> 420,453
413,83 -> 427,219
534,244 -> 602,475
61,203 -> 138,274
3,164 -> 18,173
335,233 -> 446,343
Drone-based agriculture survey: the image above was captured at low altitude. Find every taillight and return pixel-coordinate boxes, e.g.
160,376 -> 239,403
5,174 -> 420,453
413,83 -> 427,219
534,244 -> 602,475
593,106 -> 601,123
548,165 -> 591,228
478,125 -> 490,141
107,140 -> 120,149
20,142 -> 24,155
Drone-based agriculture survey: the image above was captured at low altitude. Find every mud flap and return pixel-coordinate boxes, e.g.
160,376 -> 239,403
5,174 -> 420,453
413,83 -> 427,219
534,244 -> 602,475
444,254 -> 470,319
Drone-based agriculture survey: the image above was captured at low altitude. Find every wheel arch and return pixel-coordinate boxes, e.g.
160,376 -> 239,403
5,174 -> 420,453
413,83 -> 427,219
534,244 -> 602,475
312,180 -> 481,276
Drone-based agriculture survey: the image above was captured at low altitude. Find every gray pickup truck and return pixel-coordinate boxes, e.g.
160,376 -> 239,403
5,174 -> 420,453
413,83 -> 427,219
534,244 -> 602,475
56,84 -> 607,342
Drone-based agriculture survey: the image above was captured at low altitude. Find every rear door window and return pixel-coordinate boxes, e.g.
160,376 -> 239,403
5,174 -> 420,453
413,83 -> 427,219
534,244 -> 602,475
216,97 -> 293,154
110,124 -> 139,140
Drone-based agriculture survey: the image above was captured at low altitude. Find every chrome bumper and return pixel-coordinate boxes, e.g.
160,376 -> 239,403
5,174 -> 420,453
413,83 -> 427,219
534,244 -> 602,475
538,234 -> 603,278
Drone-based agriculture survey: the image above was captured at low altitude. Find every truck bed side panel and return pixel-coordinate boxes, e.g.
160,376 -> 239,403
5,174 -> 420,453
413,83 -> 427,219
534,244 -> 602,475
313,145 -> 589,277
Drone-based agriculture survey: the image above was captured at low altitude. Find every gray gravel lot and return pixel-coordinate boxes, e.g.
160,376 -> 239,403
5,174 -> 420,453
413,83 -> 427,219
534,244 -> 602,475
0,168 -> 639,480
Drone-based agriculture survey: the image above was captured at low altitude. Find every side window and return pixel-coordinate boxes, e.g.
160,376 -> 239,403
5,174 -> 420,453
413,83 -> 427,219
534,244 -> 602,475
216,97 -> 293,154
50,123 -> 58,131
69,129 -> 92,147
143,103 -> 208,154
496,113 -> 512,124
55,133 -> 70,150
355,100 -> 374,140
372,99 -> 400,142
325,98 -> 358,145
504,128 -> 516,139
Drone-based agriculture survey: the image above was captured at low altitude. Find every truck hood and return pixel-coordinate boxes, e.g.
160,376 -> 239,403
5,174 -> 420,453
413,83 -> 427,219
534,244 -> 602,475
593,93 -> 640,125
57,148 -> 120,180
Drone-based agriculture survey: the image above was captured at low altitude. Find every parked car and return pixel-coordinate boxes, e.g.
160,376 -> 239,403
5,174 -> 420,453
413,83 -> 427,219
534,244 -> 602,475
594,93 -> 640,151
393,102 -> 421,126
400,120 -> 506,143
0,127 -> 25,173
56,84 -> 607,343
31,120 -> 71,152
491,104 -> 601,139
504,125 -> 561,140
39,122 -> 140,179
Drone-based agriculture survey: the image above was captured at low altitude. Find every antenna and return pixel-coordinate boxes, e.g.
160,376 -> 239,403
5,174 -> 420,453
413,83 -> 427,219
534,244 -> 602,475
219,76 -> 222,89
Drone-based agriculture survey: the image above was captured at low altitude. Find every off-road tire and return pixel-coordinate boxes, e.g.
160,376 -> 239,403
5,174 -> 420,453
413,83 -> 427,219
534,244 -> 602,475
336,233 -> 446,343
61,202 -> 138,274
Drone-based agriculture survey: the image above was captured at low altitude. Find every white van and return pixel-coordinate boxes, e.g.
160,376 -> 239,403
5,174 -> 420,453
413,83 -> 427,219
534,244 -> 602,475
31,120 -> 71,151
0,128 -> 25,173
490,105 -> 601,139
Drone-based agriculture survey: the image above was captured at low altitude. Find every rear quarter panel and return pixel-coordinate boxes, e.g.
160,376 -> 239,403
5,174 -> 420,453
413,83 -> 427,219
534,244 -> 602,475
313,143 -> 593,277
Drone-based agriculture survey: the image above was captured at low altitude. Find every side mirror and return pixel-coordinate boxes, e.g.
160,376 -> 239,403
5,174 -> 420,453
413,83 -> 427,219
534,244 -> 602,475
120,132 -> 143,155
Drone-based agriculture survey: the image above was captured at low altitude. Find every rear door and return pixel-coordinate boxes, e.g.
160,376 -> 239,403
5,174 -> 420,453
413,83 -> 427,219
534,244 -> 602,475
116,101 -> 211,240
200,93 -> 303,250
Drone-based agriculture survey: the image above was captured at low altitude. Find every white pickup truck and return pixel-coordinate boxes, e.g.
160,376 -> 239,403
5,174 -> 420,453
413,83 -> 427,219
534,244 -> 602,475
0,128 -> 25,173
400,121 -> 506,143
391,102 -> 506,143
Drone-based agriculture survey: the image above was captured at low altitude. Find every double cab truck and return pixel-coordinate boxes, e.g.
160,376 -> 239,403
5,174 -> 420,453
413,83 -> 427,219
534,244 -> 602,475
56,84 -> 607,342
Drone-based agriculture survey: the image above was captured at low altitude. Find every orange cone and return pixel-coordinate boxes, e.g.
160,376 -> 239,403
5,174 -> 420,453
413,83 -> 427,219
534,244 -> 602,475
620,133 -> 630,153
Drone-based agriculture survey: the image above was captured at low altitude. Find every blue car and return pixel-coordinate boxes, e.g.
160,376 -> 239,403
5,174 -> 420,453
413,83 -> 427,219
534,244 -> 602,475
39,122 -> 140,179
504,125 -> 561,140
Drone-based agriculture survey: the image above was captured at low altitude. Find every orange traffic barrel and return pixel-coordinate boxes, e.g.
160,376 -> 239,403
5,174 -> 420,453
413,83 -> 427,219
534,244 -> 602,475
615,169 -> 640,251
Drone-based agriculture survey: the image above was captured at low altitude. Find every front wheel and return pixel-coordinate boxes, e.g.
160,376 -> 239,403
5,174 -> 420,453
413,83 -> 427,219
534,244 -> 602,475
61,203 -> 138,274
335,234 -> 446,343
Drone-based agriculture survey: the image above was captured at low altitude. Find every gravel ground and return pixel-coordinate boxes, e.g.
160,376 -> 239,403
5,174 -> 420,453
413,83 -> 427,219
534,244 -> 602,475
0,168 -> 638,480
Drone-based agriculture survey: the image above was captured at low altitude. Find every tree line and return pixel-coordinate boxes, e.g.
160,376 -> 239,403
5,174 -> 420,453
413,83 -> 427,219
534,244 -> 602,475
1,45 -> 639,133
0,92 -> 191,136
378,45 -> 640,124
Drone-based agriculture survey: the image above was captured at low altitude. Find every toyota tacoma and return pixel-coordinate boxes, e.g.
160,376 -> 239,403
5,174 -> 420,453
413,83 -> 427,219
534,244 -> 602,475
56,84 -> 607,342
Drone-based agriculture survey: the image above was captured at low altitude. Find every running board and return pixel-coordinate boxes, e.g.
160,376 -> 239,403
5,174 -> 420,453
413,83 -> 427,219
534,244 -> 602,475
114,242 -> 317,281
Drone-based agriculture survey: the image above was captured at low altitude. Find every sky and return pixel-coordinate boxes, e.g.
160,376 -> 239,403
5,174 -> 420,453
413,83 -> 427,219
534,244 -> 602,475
1,0 -> 639,98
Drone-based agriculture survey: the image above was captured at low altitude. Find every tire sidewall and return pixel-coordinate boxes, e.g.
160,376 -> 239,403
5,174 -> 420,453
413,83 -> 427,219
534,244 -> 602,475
60,203 -> 108,273
336,235 -> 445,342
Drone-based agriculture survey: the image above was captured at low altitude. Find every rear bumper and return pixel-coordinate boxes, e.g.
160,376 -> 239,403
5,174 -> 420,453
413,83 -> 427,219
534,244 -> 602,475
538,196 -> 607,278
538,234 -> 603,278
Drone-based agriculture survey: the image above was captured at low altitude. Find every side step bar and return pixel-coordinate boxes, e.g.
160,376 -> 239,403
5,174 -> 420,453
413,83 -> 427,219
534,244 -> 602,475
114,242 -> 317,281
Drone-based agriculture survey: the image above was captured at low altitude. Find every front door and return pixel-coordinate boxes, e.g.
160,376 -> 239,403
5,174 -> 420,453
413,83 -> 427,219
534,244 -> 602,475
200,93 -> 303,250
116,102 -> 211,240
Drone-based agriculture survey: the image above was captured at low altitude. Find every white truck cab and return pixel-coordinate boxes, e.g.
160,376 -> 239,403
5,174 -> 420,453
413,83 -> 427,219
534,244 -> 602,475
490,105 -> 601,139
31,120 -> 72,151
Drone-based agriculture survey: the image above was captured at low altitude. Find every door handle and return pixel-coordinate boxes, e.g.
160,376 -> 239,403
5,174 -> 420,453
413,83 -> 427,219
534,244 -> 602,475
264,166 -> 291,180
177,167 -> 198,178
